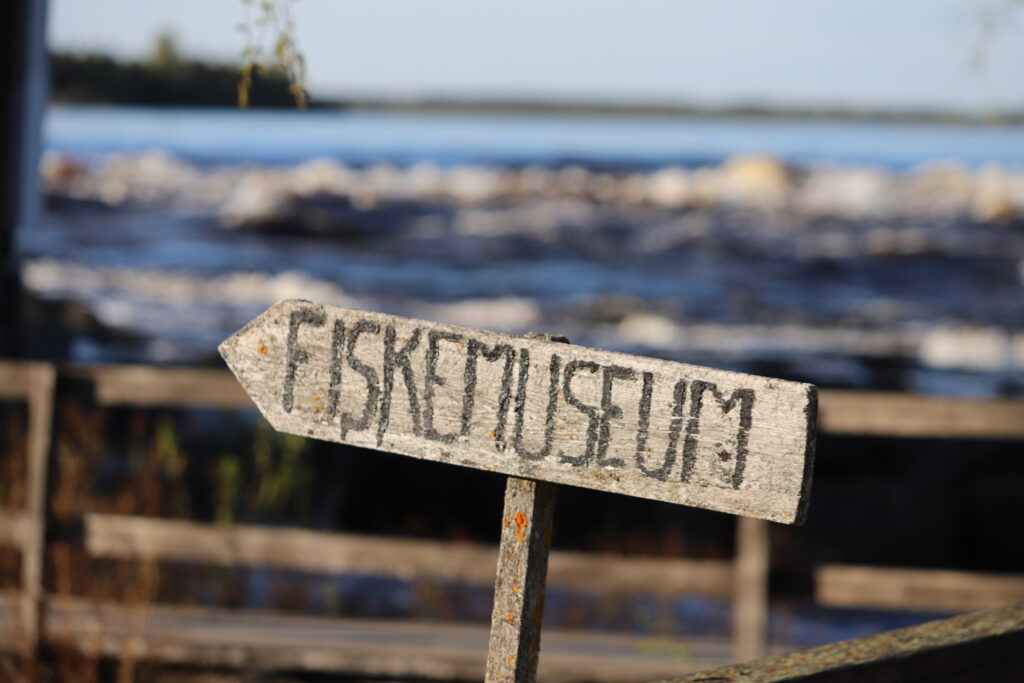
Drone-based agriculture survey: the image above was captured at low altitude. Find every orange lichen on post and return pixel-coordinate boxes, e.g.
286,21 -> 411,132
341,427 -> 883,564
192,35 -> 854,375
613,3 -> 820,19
515,512 -> 528,542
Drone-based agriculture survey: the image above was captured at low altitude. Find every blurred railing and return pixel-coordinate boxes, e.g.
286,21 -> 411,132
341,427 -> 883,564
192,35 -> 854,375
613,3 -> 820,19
1,360 -> 1023,680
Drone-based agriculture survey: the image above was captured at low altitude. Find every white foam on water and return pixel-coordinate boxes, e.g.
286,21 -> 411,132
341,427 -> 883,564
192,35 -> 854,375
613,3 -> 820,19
24,259 -> 356,309
417,297 -> 543,333
918,325 -> 1024,372
21,259 -> 1024,379
42,151 -> 1024,224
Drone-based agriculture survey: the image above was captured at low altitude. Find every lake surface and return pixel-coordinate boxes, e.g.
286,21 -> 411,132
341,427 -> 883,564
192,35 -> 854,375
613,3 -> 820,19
29,106 -> 1024,398
45,105 -> 1024,169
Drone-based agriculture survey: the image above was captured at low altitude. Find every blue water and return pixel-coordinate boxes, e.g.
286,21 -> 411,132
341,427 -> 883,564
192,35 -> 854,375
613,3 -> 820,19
45,105 -> 1024,169
30,105 -> 1024,396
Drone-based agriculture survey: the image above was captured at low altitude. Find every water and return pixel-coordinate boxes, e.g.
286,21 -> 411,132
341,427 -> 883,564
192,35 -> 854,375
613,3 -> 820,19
45,105 -> 1024,169
29,106 -> 1024,395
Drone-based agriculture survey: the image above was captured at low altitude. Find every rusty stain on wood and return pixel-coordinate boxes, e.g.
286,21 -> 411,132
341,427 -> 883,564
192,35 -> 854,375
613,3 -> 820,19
219,300 -> 817,524
485,477 -> 557,683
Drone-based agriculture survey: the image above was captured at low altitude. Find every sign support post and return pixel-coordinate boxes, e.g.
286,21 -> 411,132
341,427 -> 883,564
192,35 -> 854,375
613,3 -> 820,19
485,477 -> 557,683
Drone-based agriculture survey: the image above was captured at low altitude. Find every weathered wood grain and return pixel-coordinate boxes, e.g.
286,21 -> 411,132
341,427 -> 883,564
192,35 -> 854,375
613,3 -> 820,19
220,301 -> 816,523
733,517 -> 769,661
21,362 -> 55,657
83,513 -> 735,597
0,509 -> 28,548
816,564 -> 1024,613
0,360 -> 35,400
665,602 -> 1024,683
486,478 -> 557,683
68,364 -> 250,408
818,390 -> 1024,440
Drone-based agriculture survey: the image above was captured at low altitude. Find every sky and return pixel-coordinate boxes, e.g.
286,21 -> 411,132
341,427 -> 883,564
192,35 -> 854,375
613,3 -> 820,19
49,0 -> 1024,111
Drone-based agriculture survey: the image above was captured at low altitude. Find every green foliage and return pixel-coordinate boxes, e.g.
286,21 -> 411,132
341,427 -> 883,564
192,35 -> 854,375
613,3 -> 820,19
972,0 -> 1024,72
238,0 -> 308,108
50,33 -> 298,107
148,30 -> 183,72
215,417 -> 314,525
216,453 -> 242,525
155,416 -> 191,517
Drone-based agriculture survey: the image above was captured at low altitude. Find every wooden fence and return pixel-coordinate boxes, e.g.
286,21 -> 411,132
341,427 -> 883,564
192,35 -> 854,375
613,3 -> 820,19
1,361 -> 1023,680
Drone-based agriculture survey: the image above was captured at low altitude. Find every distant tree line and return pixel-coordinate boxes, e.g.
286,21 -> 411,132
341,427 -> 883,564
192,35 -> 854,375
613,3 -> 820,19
48,31 -> 1021,123
50,33 -> 300,108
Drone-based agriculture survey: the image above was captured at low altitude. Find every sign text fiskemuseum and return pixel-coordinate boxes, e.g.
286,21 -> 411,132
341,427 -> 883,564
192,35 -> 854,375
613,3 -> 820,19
221,300 -> 816,523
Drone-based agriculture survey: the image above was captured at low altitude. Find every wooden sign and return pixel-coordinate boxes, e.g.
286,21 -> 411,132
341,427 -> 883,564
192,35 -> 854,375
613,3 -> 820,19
220,300 -> 816,525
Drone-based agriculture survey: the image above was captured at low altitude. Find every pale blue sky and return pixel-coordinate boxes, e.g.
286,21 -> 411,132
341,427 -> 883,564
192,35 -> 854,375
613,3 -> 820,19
49,0 -> 1024,110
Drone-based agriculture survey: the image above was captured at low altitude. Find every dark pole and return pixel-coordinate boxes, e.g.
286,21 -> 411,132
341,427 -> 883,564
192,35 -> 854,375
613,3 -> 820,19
0,0 -> 48,357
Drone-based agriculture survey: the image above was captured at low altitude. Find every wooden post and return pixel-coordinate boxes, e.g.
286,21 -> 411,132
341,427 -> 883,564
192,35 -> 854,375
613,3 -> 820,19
486,331 -> 563,683
0,0 -> 48,355
21,362 -> 56,659
485,477 -> 557,683
732,516 -> 769,661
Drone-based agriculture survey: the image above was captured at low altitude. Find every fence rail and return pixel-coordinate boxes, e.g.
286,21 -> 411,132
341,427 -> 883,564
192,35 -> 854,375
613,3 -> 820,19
0,509 -> 27,547
54,363 -> 1024,440
84,513 -> 735,598
670,602 -> 1024,683
816,564 -> 1024,613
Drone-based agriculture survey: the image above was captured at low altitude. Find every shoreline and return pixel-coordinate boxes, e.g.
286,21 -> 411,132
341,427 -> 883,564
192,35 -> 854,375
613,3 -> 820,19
47,98 -> 1024,127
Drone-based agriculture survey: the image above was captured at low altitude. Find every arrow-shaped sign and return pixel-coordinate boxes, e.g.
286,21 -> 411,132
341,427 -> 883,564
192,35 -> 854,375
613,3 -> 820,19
220,300 -> 815,524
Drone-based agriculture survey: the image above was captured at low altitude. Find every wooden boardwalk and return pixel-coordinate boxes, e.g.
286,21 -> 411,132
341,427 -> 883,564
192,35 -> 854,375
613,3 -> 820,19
0,595 -> 734,682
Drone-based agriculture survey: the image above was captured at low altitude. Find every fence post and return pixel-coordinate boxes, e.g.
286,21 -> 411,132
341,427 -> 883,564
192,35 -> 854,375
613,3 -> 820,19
21,362 -> 56,659
733,515 -> 769,661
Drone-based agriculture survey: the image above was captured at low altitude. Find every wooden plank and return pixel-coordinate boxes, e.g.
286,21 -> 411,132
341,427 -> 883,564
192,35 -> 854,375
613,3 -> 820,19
486,478 -> 557,683
0,360 -> 34,400
670,602 -> 1024,682
15,362 -> 1022,443
220,301 -> 817,524
0,509 -> 28,547
21,362 -> 55,656
818,390 -> 1024,440
69,364 -> 251,408
732,516 -> 769,662
12,595 -> 733,682
816,564 -> 1024,613
84,513 -> 734,598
